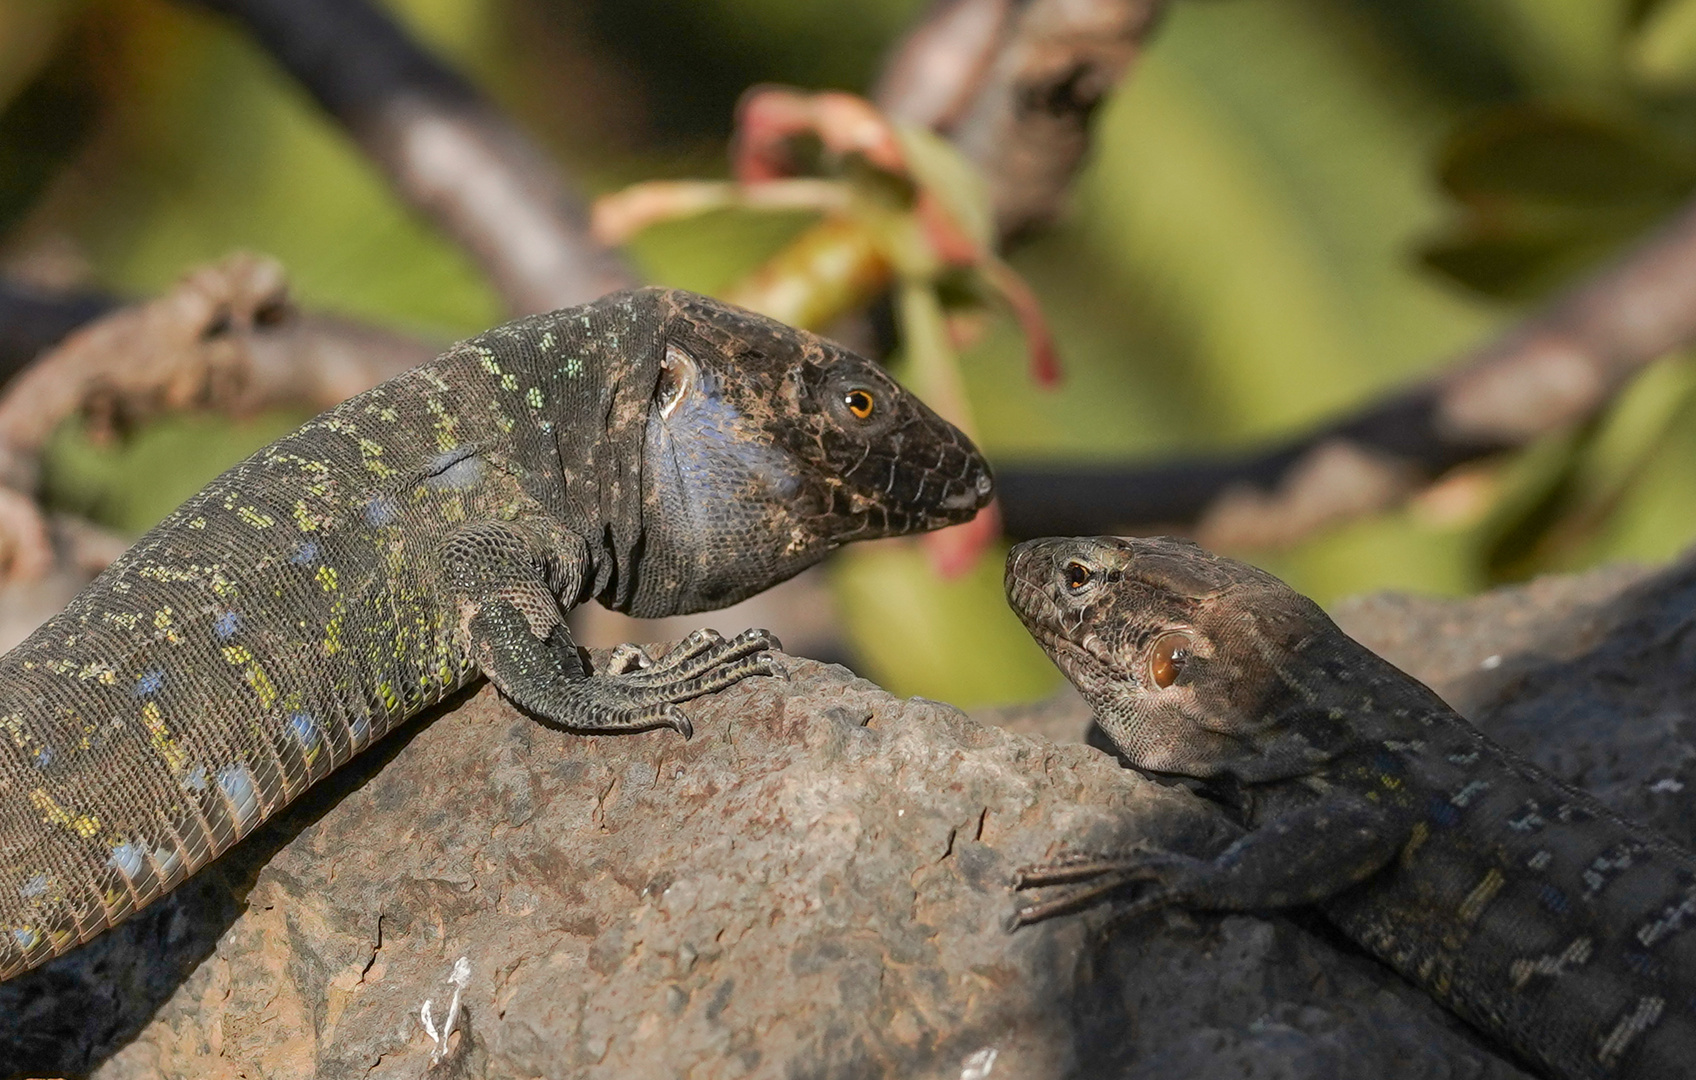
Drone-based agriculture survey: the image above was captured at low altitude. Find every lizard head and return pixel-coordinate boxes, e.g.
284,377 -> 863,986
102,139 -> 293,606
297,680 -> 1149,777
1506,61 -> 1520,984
1005,535 -> 1350,784
636,289 -> 994,610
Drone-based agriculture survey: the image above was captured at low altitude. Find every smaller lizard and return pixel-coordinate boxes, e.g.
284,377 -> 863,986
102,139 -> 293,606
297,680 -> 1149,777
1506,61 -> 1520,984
1004,536 -> 1696,1080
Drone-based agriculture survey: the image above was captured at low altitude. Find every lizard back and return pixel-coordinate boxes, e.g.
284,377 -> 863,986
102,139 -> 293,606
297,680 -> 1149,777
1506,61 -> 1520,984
0,343 -> 588,978
1314,660 -> 1696,1079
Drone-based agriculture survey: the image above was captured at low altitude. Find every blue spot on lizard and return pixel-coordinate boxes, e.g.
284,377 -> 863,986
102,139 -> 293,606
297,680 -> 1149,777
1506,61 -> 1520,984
134,669 -> 165,697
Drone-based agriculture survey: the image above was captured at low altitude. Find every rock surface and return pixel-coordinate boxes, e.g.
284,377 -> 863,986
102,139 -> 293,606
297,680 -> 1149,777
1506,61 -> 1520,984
5,550 -> 1696,1079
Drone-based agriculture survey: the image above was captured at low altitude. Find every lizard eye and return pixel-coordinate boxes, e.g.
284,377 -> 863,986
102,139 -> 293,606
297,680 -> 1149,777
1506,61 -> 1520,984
1149,631 -> 1192,689
1065,561 -> 1092,590
843,388 -> 876,420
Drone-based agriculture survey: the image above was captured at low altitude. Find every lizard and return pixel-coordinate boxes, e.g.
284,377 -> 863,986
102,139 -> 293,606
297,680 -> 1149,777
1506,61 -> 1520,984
0,286 -> 993,981
1004,535 -> 1696,1080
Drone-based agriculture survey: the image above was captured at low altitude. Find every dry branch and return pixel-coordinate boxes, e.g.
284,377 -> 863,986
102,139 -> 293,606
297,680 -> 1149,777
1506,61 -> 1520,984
178,0 -> 635,314
0,253 -> 435,579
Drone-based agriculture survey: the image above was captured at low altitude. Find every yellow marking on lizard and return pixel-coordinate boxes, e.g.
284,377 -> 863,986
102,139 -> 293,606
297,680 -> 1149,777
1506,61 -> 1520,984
154,607 -> 174,630
525,386 -> 545,408
237,507 -> 275,529
1457,867 -> 1506,924
76,661 -> 117,685
140,701 -> 188,773
221,646 -> 279,709
140,565 -> 206,584
316,565 -> 339,592
428,397 -> 461,452
1400,821 -> 1430,867
358,438 -> 396,479
30,789 -> 100,838
323,611 -> 345,655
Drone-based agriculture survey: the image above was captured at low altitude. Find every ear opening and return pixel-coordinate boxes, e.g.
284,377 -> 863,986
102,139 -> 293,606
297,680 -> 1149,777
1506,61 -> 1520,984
658,343 -> 697,418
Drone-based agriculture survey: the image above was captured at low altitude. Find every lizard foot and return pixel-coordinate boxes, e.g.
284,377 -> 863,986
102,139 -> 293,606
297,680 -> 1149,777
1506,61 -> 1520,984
569,628 -> 785,738
1008,850 -> 1194,930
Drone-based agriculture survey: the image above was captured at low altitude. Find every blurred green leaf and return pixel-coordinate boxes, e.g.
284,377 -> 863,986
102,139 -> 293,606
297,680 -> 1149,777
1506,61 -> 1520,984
1421,107 -> 1693,297
1436,107 -> 1695,207
1631,0 -> 1696,85
1420,204 -> 1670,299
0,0 -> 73,109
1469,0 -> 1631,99
831,541 -> 1058,707
0,47 -> 94,238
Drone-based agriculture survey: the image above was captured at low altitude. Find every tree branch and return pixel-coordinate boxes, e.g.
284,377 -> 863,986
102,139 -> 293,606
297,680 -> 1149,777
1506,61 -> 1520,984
177,0 -> 635,313
0,253 -> 435,578
999,193 -> 1696,547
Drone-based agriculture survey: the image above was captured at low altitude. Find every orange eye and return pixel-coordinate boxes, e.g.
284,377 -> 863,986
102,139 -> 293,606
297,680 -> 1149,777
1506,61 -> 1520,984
1149,632 -> 1192,689
843,389 -> 875,419
1065,561 -> 1092,590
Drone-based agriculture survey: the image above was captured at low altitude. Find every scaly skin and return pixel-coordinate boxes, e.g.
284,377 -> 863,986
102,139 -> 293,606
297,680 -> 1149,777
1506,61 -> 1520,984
1005,536 -> 1696,1080
0,288 -> 993,980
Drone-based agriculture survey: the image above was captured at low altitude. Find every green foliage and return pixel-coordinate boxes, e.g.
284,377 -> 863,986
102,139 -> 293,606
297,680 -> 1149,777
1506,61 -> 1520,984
1421,109 -> 1695,299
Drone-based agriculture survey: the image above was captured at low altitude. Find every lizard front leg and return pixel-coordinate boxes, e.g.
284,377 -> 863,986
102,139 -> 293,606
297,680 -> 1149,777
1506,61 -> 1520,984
1013,795 -> 1408,928
441,520 -> 780,737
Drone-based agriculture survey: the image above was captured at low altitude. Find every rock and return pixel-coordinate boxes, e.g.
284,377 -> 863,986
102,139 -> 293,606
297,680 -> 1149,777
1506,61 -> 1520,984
4,650 -> 1518,1080
11,551 -> 1696,1079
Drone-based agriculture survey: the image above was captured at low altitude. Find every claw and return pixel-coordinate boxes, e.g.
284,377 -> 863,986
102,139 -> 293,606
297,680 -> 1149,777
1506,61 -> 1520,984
1013,857 -> 1133,889
736,627 -> 782,653
605,642 -> 654,676
653,628 -> 727,671
661,704 -> 694,739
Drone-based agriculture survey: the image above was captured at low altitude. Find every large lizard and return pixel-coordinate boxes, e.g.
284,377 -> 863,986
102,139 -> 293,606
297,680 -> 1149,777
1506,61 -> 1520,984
1005,535 -> 1695,1080
0,287 -> 992,980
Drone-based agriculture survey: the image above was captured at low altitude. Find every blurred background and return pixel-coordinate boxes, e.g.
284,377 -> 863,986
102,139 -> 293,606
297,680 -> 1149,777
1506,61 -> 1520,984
4,0 -> 1696,707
